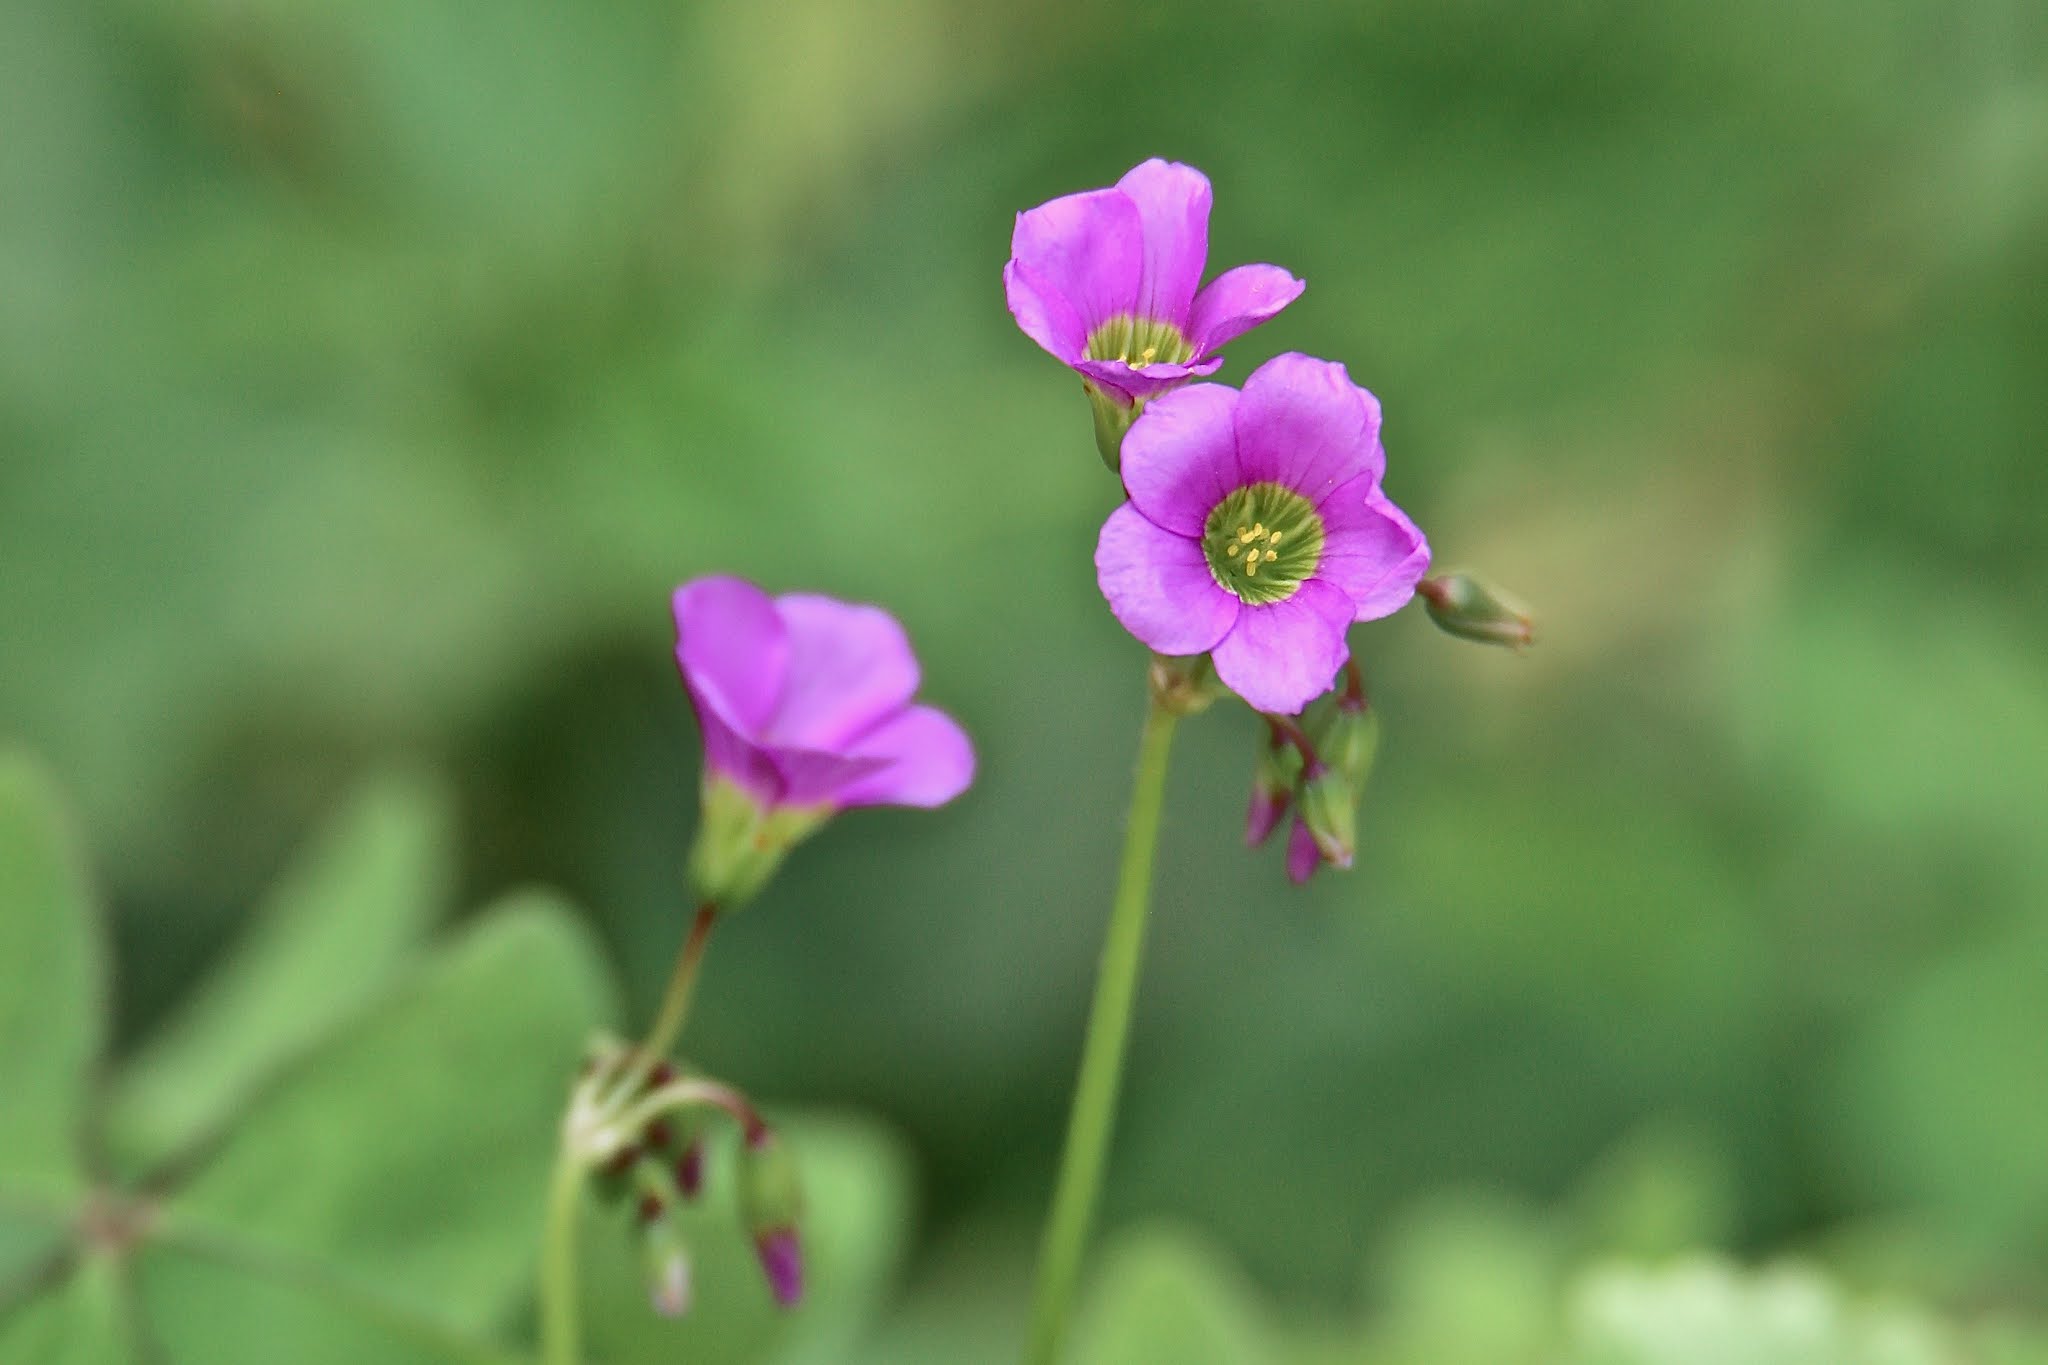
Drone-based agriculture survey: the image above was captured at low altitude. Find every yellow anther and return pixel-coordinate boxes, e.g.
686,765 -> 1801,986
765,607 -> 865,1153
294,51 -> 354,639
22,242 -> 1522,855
1268,531 -> 1283,545
1263,548 -> 1278,562
1227,543 -> 1241,557
1139,345 -> 1157,363
1252,522 -> 1266,538
1246,558 -> 1260,577
1238,527 -> 1253,542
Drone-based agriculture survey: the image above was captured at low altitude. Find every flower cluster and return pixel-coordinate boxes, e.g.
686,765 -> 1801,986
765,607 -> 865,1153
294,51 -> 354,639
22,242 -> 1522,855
1005,157 -> 1507,881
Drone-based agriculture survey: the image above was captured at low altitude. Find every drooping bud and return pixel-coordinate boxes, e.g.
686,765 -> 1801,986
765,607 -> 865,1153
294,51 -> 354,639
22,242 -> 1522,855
1246,725 -> 1303,848
686,778 -> 832,910
1085,381 -> 1141,472
1417,572 -> 1536,650
1326,698 -> 1381,794
1296,763 -> 1355,871
676,1137 -> 706,1199
737,1128 -> 804,1307
1148,652 -> 1222,717
1285,816 -> 1322,885
641,1216 -> 693,1318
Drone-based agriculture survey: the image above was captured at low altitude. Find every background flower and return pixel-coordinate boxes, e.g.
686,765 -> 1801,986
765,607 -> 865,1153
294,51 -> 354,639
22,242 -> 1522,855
1095,354 -> 1431,713
673,576 -> 974,814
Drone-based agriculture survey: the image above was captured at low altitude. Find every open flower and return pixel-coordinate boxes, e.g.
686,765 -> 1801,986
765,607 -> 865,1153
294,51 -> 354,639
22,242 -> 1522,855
1094,353 -> 1431,715
674,576 -> 974,907
1004,159 -> 1304,408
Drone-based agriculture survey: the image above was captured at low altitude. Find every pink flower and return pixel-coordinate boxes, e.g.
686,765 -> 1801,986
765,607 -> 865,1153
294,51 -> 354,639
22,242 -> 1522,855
673,577 -> 973,906
1004,159 -> 1304,406
1094,354 -> 1431,715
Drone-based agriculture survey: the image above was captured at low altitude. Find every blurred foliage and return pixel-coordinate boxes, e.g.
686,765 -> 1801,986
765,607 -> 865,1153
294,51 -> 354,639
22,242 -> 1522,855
4,0 -> 2048,1357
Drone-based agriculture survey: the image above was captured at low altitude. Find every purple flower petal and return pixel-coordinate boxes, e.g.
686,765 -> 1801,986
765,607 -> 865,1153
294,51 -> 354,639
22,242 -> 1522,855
832,704 -> 976,809
1010,187 -> 1143,339
694,702 -> 784,805
1188,264 -> 1306,353
772,746 -> 891,808
1072,354 -> 1223,404
673,577 -> 788,737
1115,159 -> 1212,327
1119,382 -> 1244,536
1234,354 -> 1383,504
1209,578 -> 1353,715
1004,258 -> 1090,365
1095,503 -> 1241,656
1315,477 -> 1433,621
766,594 -> 921,749
1286,816 -> 1322,884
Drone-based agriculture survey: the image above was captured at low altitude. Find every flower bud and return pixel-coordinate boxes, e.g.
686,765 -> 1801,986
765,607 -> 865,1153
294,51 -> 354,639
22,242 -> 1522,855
1417,572 -> 1535,650
686,778 -> 831,910
641,1216 -> 693,1318
737,1129 -> 805,1307
1285,816 -> 1322,885
1296,763 -> 1355,871
1246,728 -> 1303,848
1326,699 -> 1380,793
1085,381 -> 1141,472
676,1137 -> 706,1199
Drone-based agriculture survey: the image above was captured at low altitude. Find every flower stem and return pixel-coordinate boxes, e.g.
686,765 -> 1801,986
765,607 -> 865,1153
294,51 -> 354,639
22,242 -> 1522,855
641,901 -> 718,1066
539,1146 -> 586,1365
1023,684 -> 1179,1365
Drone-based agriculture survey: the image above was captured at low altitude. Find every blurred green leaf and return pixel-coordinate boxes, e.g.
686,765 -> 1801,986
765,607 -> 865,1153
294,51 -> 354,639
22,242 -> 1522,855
1069,1227 -> 1277,1365
137,1244 -> 522,1365
0,755 -> 104,1199
164,894 -> 615,1338
0,1217 -> 63,1303
0,1256 -> 129,1365
104,771 -> 454,1174
1366,1194 -> 1560,1365
577,1112 -> 913,1365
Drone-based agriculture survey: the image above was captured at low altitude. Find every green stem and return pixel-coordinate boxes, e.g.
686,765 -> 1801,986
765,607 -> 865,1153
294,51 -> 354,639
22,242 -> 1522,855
539,1146 -> 586,1365
1023,684 -> 1180,1365
640,902 -> 718,1067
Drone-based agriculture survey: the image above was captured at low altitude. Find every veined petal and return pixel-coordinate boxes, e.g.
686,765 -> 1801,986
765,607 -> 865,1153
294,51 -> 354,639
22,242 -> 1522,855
771,746 -> 891,808
1115,159 -> 1212,327
766,594 -> 920,749
1234,354 -> 1383,503
1005,259 -> 1089,364
1317,480 -> 1432,621
1188,264 -> 1305,352
1009,187 -> 1143,336
1072,354 -> 1222,403
1118,382 -> 1244,536
673,576 -> 788,737
1209,577 -> 1353,715
833,705 -> 976,809
1095,503 -> 1240,656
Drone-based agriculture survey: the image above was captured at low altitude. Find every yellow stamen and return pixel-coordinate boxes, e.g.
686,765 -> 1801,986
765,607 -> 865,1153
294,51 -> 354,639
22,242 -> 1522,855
1238,527 -> 1253,541
1268,531 -> 1284,545
1227,543 -> 1241,557
1264,549 -> 1278,562
1246,558 -> 1260,577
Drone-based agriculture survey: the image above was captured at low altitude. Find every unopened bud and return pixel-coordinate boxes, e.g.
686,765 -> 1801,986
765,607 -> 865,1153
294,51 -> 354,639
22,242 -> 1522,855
676,1138 -> 706,1200
738,1128 -> 804,1306
754,1228 -> 805,1308
1246,728 -> 1303,848
641,1217 -> 693,1318
1417,572 -> 1535,650
1296,764 -> 1355,871
1286,817 -> 1322,885
1326,700 -> 1381,793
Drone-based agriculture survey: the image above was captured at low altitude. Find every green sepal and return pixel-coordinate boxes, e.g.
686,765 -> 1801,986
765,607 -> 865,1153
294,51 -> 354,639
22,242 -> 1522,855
685,779 -> 831,911
1418,571 -> 1536,650
737,1130 -> 804,1237
1297,766 -> 1356,870
1085,381 -> 1140,473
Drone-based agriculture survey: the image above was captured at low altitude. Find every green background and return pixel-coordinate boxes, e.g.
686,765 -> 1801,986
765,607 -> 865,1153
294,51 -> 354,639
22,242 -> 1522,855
5,0 -> 2047,1359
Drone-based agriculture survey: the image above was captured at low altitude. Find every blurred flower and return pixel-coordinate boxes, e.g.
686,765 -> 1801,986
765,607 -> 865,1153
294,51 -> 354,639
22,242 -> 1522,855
1005,158 -> 1305,465
673,576 -> 974,907
737,1128 -> 805,1308
1094,354 -> 1431,714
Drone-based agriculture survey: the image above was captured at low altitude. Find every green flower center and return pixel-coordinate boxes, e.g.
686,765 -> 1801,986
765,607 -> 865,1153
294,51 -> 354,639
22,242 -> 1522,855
1202,482 -> 1326,605
1084,314 -> 1196,369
